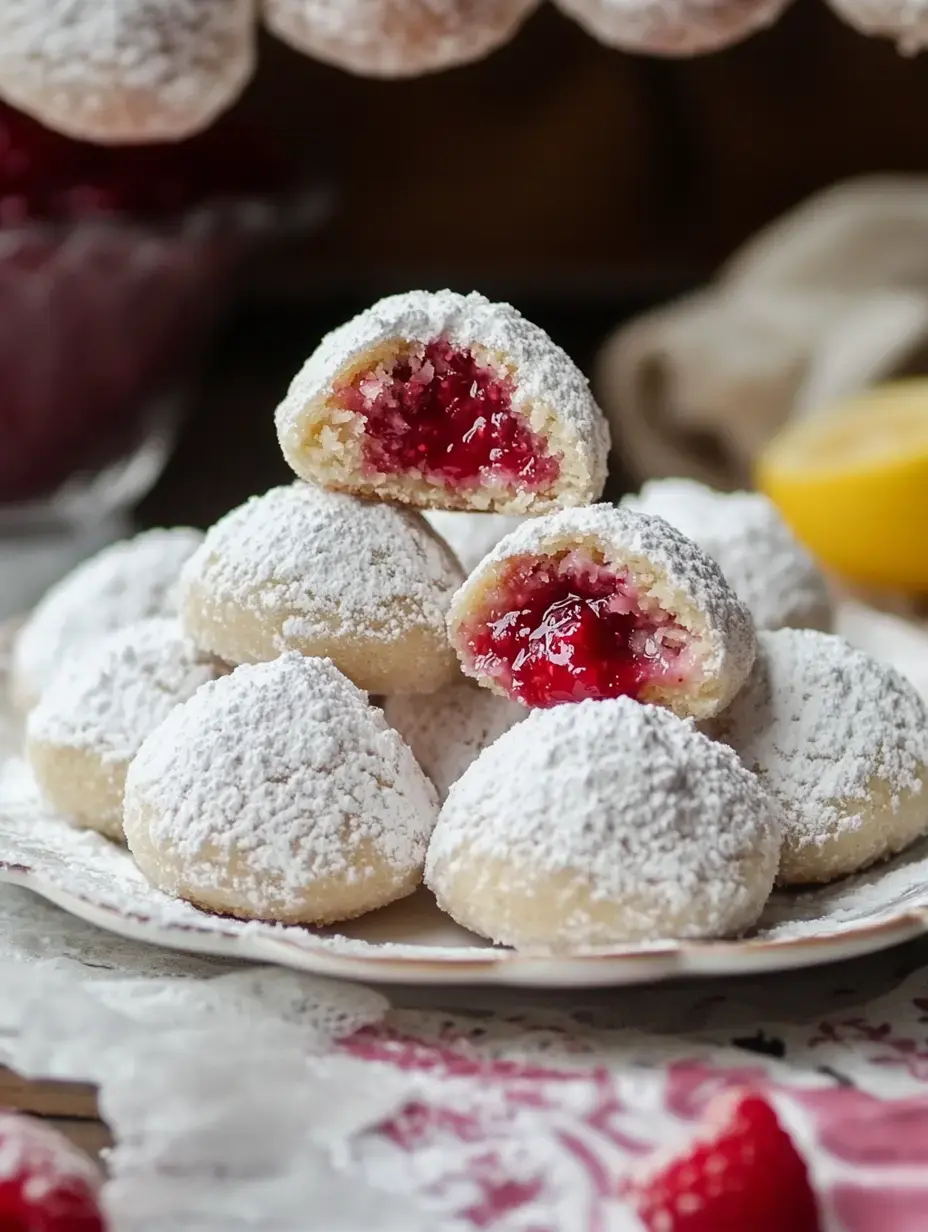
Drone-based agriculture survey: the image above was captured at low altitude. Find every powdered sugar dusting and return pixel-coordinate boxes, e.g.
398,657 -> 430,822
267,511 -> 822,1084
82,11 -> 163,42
424,511 -> 528,575
554,0 -> 788,55
11,528 -> 203,710
0,0 -> 255,142
124,655 -> 439,910
716,629 -> 928,857
624,479 -> 833,632
426,697 -> 781,941
384,677 -> 525,799
275,290 -> 609,501
26,618 -> 224,767
263,0 -> 540,78
450,504 -> 756,704
182,483 -> 462,649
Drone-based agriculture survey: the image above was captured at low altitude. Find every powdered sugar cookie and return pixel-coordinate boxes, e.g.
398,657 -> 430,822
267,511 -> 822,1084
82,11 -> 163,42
825,0 -> 928,54
448,505 -> 755,718
384,676 -> 524,799
11,527 -> 203,713
275,291 -> 609,515
0,0 -> 256,144
26,618 -> 225,840
714,628 -> 928,886
263,0 -> 540,78
124,654 -> 439,924
426,697 -> 781,949
180,483 -> 463,694
624,479 -> 833,633
553,0 -> 790,56
424,512 -> 527,575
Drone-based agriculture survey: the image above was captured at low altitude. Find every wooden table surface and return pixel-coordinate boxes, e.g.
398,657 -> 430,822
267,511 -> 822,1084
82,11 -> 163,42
0,1067 -> 111,1159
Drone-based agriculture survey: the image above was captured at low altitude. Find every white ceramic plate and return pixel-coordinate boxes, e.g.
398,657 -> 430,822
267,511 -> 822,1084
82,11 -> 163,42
3,600 -> 928,989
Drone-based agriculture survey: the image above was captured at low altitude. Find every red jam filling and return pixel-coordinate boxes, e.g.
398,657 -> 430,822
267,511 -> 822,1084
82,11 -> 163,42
338,339 -> 561,489
464,551 -> 691,708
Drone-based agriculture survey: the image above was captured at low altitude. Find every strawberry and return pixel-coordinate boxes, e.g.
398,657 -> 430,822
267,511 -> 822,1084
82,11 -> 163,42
0,1110 -> 105,1231
619,1088 -> 821,1232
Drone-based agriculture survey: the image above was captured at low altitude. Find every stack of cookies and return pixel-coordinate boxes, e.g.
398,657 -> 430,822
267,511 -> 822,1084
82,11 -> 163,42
12,291 -> 928,951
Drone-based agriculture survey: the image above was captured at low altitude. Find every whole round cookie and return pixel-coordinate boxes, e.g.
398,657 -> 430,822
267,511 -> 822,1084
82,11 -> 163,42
124,654 -> 439,924
714,628 -> 928,885
553,0 -> 790,56
424,511 -> 527,575
0,0 -> 256,144
11,527 -> 204,712
263,0 -> 540,77
425,697 -> 781,949
448,505 -> 756,719
26,618 -> 225,840
384,676 -> 524,799
624,479 -> 833,633
275,290 -> 609,515
180,483 -> 462,694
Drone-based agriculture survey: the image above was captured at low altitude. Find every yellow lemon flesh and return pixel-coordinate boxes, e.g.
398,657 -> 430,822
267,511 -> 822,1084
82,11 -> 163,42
756,380 -> 928,592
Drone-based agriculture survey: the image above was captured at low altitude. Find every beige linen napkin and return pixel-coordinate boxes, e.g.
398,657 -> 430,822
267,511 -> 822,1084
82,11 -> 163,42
596,176 -> 928,489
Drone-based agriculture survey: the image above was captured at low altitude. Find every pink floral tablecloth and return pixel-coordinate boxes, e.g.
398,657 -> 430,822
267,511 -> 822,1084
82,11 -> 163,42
3,877 -> 928,1231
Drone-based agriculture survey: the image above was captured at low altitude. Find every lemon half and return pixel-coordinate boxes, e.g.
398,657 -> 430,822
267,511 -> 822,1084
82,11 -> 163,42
756,380 -> 928,592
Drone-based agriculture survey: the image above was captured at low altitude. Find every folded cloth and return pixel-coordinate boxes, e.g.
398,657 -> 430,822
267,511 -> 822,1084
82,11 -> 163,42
596,176 -> 928,490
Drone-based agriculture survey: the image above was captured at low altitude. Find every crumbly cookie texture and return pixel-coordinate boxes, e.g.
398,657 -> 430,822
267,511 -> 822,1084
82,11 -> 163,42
426,696 -> 781,949
448,504 -> 756,719
11,527 -> 203,712
124,653 -> 439,925
275,290 -> 609,515
624,479 -> 833,633
384,676 -> 525,800
180,483 -> 463,695
0,0 -> 256,143
263,0 -> 541,78
553,0 -> 791,57
713,628 -> 928,886
26,618 -> 224,840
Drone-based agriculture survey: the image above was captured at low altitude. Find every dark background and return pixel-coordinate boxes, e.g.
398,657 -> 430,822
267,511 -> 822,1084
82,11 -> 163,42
140,1 -> 927,525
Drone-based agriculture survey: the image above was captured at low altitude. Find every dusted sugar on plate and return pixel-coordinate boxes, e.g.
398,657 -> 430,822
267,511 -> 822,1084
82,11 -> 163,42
384,676 -> 525,800
275,290 -> 609,515
448,504 -> 756,718
124,654 -> 439,925
624,478 -> 833,633
180,483 -> 463,695
425,697 -> 781,949
10,527 -> 203,712
713,628 -> 928,886
25,618 -> 225,841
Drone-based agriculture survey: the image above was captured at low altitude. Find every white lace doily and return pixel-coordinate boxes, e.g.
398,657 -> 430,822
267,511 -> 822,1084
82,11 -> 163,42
6,877 -> 928,1230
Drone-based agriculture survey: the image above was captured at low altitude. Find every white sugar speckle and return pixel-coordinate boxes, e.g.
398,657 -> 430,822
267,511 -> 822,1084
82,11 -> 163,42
384,677 -> 524,799
715,628 -> 928,883
125,655 -> 439,913
426,696 -> 781,946
11,528 -> 203,711
0,0 -> 255,142
181,482 -> 462,653
27,618 -> 224,768
264,0 -> 540,78
624,479 -> 833,632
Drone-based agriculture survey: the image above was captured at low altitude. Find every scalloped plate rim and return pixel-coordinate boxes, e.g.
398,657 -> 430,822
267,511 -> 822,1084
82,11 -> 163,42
3,857 -> 928,988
